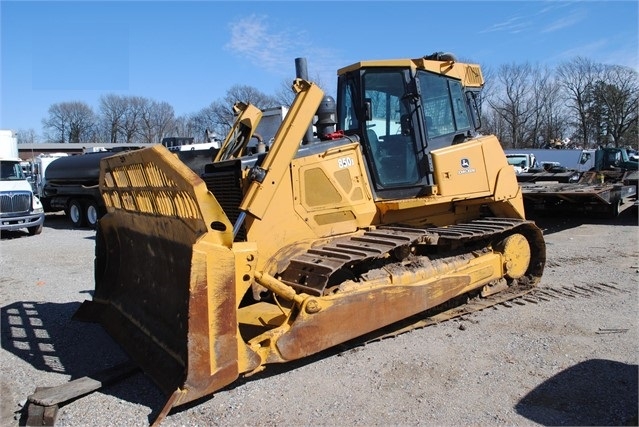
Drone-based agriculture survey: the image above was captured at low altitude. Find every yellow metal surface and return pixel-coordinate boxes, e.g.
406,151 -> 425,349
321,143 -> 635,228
100,145 -> 233,247
495,233 -> 531,279
240,79 -> 325,220
431,139 -> 491,196
244,140 -> 379,275
215,102 -> 263,161
259,248 -> 507,363
237,301 -> 290,327
375,134 -> 526,226
96,145 -> 258,410
292,141 -> 377,235
338,57 -> 483,88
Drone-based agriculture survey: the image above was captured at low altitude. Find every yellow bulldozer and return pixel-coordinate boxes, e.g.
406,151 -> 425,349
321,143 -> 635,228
79,53 -> 546,424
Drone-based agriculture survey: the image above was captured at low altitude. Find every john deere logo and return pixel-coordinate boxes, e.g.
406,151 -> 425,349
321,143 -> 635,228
458,158 -> 476,175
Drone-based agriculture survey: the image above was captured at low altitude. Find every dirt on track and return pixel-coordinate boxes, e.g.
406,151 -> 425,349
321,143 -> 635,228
1,207 -> 637,427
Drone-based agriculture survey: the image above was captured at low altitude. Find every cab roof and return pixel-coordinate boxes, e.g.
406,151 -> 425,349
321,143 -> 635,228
337,57 -> 484,88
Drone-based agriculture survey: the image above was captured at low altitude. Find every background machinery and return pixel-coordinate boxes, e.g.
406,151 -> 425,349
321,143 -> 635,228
78,54 -> 546,424
0,129 -> 45,236
511,147 -> 638,217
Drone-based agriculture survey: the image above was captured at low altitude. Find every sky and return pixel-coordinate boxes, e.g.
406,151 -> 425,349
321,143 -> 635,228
1,0 -> 638,136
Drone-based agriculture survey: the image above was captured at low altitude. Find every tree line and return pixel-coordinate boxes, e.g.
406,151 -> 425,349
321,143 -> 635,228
17,56 -> 638,150
483,57 -> 638,149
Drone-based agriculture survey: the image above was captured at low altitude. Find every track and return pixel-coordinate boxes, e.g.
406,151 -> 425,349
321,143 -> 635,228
280,217 -> 546,296
365,281 -> 629,343
275,217 -> 547,347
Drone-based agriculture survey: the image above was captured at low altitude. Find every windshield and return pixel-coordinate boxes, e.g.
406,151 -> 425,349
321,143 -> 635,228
0,161 -> 26,181
506,156 -> 528,167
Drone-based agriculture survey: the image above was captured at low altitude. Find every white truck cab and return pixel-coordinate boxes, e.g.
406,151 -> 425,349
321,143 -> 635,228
506,153 -> 539,174
0,130 -> 45,235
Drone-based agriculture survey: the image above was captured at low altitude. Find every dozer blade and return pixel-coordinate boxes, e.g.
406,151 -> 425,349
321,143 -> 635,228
76,145 -> 243,420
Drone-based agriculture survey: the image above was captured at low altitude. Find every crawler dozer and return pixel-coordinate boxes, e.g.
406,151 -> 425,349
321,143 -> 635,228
79,53 -> 545,423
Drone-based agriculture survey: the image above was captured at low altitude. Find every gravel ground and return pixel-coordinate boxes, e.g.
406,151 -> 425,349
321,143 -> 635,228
1,207 -> 637,427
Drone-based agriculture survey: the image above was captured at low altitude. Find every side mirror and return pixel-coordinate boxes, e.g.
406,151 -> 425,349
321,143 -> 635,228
364,98 -> 372,121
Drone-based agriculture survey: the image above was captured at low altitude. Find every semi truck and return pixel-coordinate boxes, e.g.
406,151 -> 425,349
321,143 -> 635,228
0,129 -> 45,235
38,150 -> 117,228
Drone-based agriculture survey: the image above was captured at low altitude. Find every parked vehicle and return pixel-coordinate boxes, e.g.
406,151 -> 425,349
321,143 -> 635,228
514,147 -> 638,217
39,151 -> 113,228
162,132 -> 222,153
0,129 -> 44,235
505,152 -> 540,173
32,153 -> 69,205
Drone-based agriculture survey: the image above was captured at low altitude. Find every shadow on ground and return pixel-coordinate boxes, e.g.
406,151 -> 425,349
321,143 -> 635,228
41,212 -> 96,232
515,359 -> 638,426
1,298 -> 365,425
0,300 -> 167,425
531,202 -> 638,236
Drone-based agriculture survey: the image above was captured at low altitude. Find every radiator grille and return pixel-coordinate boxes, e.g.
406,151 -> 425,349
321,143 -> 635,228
0,191 -> 31,214
202,168 -> 245,240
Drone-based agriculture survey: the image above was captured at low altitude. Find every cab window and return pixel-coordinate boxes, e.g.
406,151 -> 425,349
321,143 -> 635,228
418,71 -> 471,139
362,70 -> 420,187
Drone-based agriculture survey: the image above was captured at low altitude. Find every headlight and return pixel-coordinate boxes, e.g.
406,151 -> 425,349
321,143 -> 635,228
33,195 -> 44,210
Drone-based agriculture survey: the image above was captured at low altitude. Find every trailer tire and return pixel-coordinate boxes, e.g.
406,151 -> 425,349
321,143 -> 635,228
68,199 -> 86,228
609,199 -> 621,218
85,200 -> 99,229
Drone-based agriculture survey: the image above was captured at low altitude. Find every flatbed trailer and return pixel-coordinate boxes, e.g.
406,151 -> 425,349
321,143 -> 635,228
520,181 -> 636,217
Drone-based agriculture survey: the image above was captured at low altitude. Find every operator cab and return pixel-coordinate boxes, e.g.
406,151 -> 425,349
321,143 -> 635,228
336,55 -> 482,200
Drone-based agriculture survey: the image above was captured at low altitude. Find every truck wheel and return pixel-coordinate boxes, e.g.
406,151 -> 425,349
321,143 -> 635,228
85,200 -> 99,229
28,224 -> 43,235
68,199 -> 86,228
609,199 -> 621,218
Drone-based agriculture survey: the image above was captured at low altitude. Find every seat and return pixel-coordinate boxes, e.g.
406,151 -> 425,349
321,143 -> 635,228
367,129 -> 380,153
368,132 -> 420,186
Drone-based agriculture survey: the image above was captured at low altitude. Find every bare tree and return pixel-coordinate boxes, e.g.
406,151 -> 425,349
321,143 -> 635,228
171,115 -> 197,139
42,101 -> 96,143
591,65 -> 639,148
223,85 -> 279,110
16,128 -> 38,144
119,96 -> 146,144
487,63 -> 540,148
99,94 -> 129,144
528,66 -> 551,146
190,102 -> 227,141
186,85 -> 281,139
274,72 -> 327,107
538,74 -> 569,147
139,100 -> 175,144
42,104 -> 68,143
274,78 -> 297,107
482,107 -> 508,143
556,57 -> 601,148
